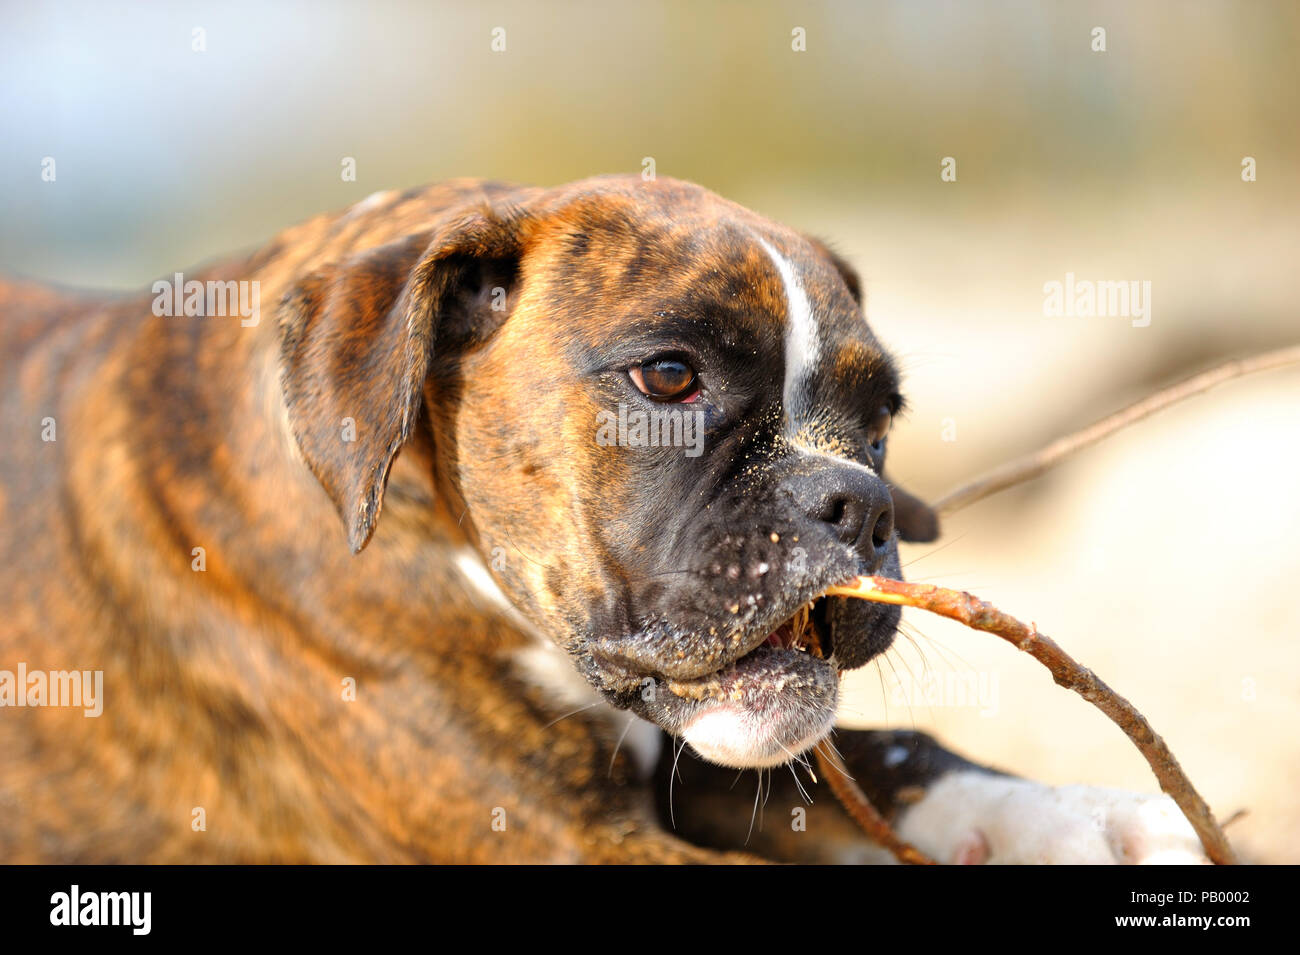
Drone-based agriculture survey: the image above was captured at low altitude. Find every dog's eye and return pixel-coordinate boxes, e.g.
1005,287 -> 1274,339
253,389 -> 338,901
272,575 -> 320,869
867,405 -> 892,450
629,358 -> 699,402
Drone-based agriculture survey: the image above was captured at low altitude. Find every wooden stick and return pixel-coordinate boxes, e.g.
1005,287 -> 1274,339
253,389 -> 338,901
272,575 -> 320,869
933,343 -> 1300,515
820,576 -> 1237,865
812,741 -> 937,864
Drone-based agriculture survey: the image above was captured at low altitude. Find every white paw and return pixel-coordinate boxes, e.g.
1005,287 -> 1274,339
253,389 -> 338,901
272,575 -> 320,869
895,771 -> 1211,865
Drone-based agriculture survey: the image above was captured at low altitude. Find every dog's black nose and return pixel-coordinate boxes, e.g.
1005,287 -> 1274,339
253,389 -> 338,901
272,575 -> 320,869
787,461 -> 895,572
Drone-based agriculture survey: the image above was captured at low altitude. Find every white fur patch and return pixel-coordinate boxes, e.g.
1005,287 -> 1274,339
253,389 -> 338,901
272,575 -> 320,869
895,771 -> 1211,865
681,702 -> 834,769
511,642 -> 602,711
453,548 -> 513,613
757,237 -> 820,421
883,744 -> 910,768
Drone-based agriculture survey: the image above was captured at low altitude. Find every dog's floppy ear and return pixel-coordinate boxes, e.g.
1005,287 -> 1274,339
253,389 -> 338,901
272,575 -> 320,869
888,482 -> 940,543
805,235 -> 863,305
278,207 -> 527,553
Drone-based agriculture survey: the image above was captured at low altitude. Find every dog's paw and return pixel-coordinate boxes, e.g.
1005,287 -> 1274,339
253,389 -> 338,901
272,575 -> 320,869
895,771 -> 1211,864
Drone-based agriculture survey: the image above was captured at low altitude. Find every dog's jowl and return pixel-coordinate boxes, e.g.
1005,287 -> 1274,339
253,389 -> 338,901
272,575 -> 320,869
0,176 -> 1209,863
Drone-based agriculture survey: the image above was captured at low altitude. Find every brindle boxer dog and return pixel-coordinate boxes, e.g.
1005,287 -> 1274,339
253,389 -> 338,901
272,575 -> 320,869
0,176 -> 1208,863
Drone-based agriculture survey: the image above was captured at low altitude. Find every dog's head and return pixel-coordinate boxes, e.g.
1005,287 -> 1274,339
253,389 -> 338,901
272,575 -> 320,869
279,176 -> 938,768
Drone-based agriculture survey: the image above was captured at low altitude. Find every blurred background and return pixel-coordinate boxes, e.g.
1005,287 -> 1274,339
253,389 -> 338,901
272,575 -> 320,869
2,0 -> 1297,862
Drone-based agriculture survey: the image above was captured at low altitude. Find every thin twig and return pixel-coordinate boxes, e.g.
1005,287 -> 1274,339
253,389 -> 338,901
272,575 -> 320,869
1221,808 -> 1249,830
933,343 -> 1300,515
812,741 -> 937,865
821,576 -> 1237,865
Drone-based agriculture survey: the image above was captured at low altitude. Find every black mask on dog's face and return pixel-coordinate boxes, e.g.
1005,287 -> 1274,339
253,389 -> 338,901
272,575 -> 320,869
547,225 -> 938,769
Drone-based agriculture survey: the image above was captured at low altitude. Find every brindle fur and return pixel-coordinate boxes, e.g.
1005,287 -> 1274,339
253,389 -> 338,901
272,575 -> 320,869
0,176 -> 966,862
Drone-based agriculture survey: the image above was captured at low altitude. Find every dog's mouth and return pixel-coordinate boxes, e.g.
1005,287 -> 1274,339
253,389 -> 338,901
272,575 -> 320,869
662,598 -> 833,701
766,599 -> 829,656
641,596 -> 843,769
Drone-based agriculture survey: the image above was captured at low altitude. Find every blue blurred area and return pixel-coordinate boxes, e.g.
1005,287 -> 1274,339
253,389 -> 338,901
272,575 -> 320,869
2,0 -> 1297,287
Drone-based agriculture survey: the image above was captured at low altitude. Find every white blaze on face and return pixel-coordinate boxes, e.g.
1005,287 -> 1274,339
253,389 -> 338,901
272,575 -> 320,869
757,236 -> 820,424
756,236 -> 881,474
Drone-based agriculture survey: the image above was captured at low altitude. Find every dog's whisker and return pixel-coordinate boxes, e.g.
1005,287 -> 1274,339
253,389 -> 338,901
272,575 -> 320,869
672,735 -> 688,785
896,627 -> 935,676
887,639 -> 924,686
823,732 -> 849,769
899,530 -> 969,570
499,525 -> 547,570
745,772 -> 763,845
780,748 -> 814,805
874,656 -> 891,722
879,649 -> 920,730
899,619 -> 972,673
793,749 -> 813,776
541,701 -> 603,730
781,743 -> 813,778
617,567 -> 699,586
668,735 -> 689,830
608,715 -> 637,778
787,764 -> 812,805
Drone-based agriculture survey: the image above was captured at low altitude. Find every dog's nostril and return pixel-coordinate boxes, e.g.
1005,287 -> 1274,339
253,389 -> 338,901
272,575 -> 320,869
827,498 -> 848,528
818,495 -> 865,544
871,506 -> 894,550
